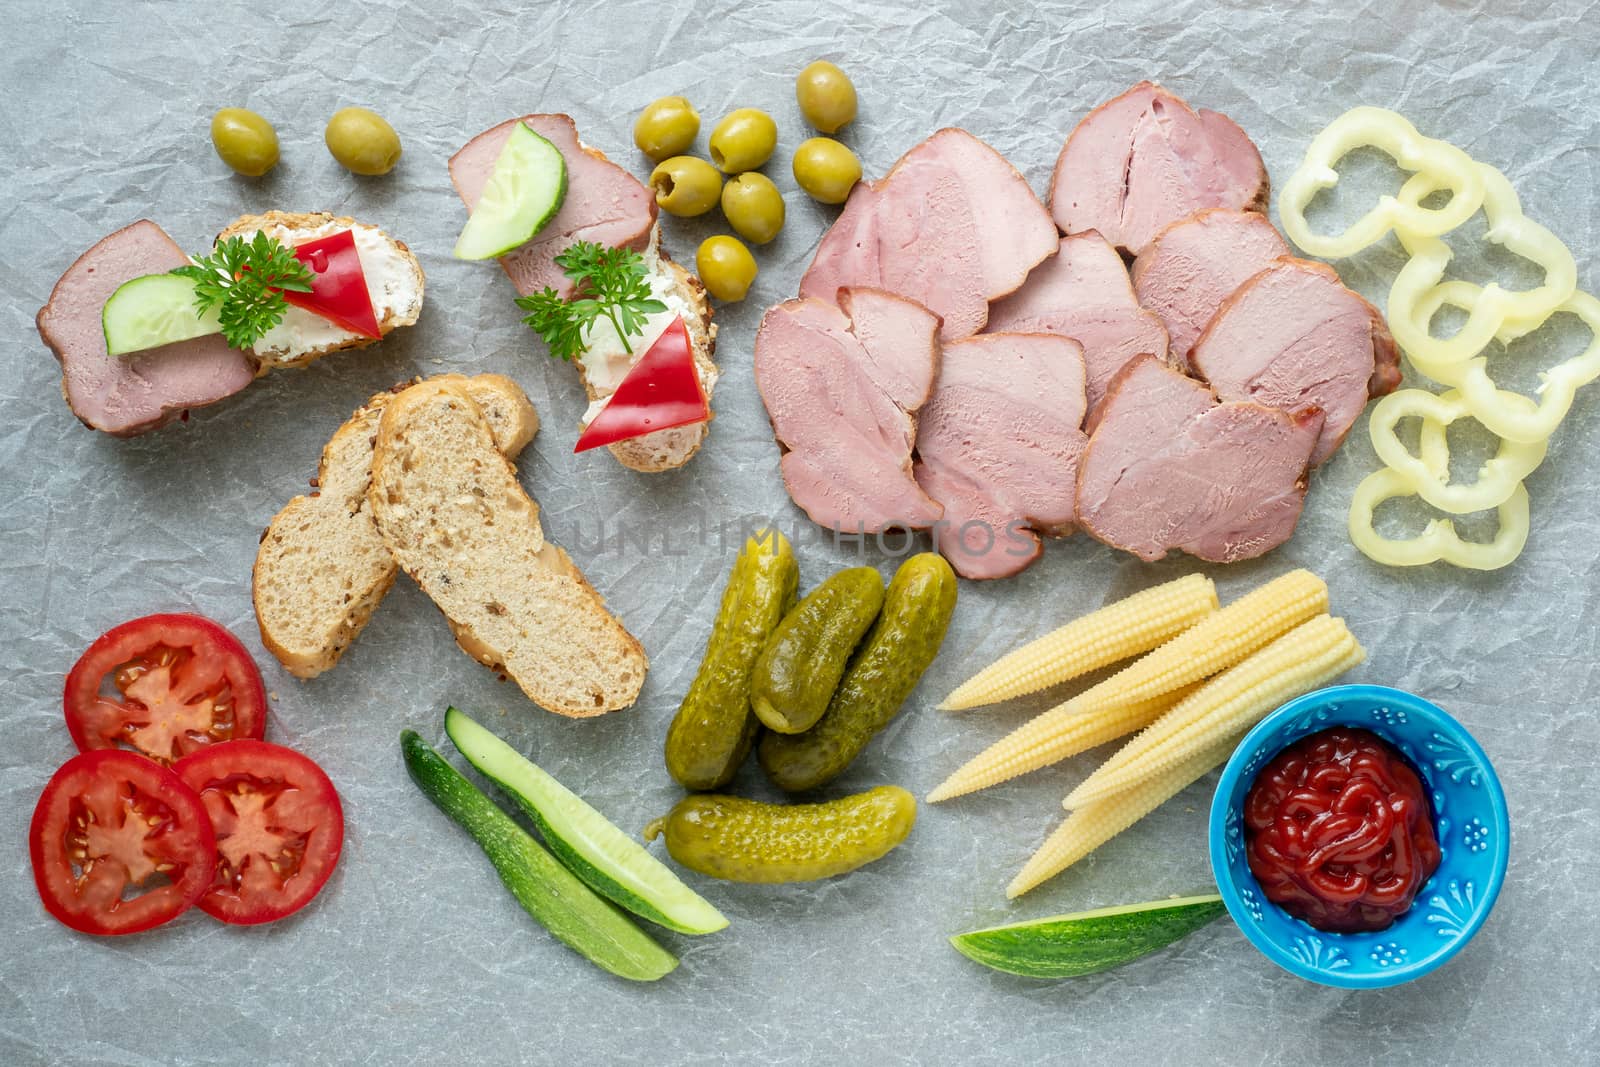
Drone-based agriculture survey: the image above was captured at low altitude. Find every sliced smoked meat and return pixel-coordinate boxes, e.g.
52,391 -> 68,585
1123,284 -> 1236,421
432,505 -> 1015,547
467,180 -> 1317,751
1131,209 -> 1290,364
1191,258 -> 1400,466
986,232 -> 1170,415
914,333 -> 1089,580
755,288 -> 943,534
800,128 -> 1057,341
450,115 -> 657,298
1050,82 -> 1268,256
1077,356 -> 1321,563
36,220 -> 256,436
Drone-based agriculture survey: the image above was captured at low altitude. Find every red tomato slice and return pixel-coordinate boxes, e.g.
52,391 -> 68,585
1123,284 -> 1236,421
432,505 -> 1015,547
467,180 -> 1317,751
30,750 -> 217,936
175,741 -> 345,925
574,317 -> 709,452
284,229 -> 383,339
64,613 -> 268,765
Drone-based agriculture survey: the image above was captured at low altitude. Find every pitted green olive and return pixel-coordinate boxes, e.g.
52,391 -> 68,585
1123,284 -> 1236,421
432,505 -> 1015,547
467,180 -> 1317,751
633,96 -> 700,161
708,108 -> 778,173
325,107 -> 401,176
720,173 -> 786,244
650,156 -> 722,217
696,236 -> 758,302
795,61 -> 857,134
210,108 -> 279,177
792,138 -> 862,205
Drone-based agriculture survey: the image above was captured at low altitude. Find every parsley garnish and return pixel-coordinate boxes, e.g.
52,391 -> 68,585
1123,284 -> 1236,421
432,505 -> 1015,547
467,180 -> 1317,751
515,242 -> 667,362
170,233 -> 315,350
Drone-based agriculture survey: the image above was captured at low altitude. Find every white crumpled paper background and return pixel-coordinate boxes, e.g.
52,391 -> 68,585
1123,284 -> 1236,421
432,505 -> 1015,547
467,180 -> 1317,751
3,1 -> 1598,1063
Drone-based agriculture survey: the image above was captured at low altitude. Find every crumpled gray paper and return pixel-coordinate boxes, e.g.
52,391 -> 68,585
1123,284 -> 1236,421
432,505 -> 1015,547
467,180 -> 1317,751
2,1 -> 1598,1063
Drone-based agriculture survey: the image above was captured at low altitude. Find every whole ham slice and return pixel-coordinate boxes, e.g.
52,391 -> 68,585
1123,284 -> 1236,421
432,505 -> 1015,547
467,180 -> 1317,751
1050,82 -> 1268,255
800,128 -> 1057,341
1077,356 -> 1321,563
914,333 -> 1089,579
1191,258 -> 1401,466
450,115 -> 657,298
1131,209 -> 1290,365
986,232 -> 1170,415
755,288 -> 943,534
36,220 -> 257,436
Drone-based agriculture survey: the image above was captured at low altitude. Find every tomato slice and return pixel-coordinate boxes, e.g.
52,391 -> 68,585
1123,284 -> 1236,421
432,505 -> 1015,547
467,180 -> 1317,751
64,613 -> 267,765
30,750 -> 217,935
284,229 -> 383,339
174,741 -> 344,925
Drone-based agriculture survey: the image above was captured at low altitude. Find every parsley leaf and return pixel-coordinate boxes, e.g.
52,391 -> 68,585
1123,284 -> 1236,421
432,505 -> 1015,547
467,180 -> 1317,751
171,232 -> 315,350
515,242 -> 667,361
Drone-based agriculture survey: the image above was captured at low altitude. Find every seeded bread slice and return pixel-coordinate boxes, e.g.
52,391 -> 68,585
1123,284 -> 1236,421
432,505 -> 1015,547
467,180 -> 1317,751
254,374 -> 538,679
216,210 -> 425,371
368,380 -> 647,715
573,238 -> 718,473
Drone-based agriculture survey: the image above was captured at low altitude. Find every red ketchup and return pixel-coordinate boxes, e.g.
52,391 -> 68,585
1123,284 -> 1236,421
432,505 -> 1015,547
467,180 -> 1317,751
1243,728 -> 1441,933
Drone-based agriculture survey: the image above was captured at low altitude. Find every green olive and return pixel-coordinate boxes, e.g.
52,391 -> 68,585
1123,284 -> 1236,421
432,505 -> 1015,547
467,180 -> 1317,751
696,236 -> 758,302
633,96 -> 700,161
708,108 -> 778,173
210,108 -> 279,177
720,173 -> 786,245
650,156 -> 722,217
792,138 -> 862,205
795,61 -> 857,134
324,107 -> 402,176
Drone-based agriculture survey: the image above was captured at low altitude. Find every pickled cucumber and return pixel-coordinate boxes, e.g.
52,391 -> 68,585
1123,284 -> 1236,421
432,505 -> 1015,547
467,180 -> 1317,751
749,567 -> 884,734
644,786 -> 916,882
664,530 -> 798,790
760,553 -> 958,791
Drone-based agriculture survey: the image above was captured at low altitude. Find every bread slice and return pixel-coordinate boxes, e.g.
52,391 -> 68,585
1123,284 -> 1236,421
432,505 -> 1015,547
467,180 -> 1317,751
216,211 -> 425,371
254,374 -> 537,679
572,230 -> 718,473
367,380 -> 647,715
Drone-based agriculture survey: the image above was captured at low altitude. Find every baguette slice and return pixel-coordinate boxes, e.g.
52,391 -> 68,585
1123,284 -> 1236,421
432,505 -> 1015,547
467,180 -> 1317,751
216,211 -> 425,371
368,380 -> 647,715
572,231 -> 718,473
254,374 -> 538,679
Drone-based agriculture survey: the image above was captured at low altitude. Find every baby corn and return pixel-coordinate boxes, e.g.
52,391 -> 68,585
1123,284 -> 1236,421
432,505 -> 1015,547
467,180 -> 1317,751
1064,614 -> 1365,810
1007,736 -> 1241,898
939,574 -> 1217,711
926,683 -> 1201,803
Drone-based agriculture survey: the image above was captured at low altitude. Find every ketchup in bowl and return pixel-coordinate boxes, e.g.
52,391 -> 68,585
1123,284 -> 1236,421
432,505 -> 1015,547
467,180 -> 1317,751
1243,727 -> 1441,933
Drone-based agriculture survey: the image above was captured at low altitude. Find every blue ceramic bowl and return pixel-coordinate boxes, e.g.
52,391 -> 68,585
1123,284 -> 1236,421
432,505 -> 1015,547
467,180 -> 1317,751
1208,684 -> 1509,989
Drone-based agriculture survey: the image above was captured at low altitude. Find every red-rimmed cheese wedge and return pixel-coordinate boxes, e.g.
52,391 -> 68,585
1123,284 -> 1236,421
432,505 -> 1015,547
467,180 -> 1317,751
575,318 -> 709,453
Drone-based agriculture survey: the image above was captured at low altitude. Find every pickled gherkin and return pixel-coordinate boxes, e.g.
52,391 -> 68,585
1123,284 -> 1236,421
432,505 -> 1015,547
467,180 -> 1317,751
645,786 -> 916,882
664,530 -> 798,790
760,553 -> 957,791
749,567 -> 884,734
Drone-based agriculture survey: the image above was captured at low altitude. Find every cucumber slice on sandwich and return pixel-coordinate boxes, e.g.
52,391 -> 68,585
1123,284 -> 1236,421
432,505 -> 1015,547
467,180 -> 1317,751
453,122 -> 568,260
102,274 -> 222,356
444,707 -> 728,935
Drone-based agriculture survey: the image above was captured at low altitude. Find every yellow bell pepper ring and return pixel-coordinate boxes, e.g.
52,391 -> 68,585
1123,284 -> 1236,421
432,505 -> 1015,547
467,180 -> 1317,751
1367,388 -> 1547,514
1387,164 -> 1578,367
1279,106 -> 1485,259
1348,468 -> 1530,571
1406,282 -> 1600,443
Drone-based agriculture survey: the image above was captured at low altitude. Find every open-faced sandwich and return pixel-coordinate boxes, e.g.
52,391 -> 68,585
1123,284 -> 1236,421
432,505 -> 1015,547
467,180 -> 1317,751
450,114 -> 717,472
36,211 -> 423,436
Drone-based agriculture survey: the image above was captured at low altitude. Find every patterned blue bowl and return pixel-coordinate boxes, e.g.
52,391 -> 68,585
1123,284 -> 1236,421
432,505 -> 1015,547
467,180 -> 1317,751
1208,684 -> 1509,989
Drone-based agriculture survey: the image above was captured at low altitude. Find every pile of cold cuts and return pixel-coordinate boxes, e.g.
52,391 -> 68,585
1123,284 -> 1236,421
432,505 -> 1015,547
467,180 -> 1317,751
756,82 -> 1399,579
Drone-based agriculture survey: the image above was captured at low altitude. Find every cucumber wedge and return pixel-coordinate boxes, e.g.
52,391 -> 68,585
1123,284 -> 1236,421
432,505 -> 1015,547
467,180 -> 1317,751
400,730 -> 676,981
453,122 -> 568,260
444,707 -> 728,936
102,274 -> 222,356
950,894 -> 1226,979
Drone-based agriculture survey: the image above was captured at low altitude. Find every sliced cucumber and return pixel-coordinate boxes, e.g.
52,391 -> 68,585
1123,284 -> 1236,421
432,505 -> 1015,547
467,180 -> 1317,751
102,273 -> 222,356
445,707 -> 728,936
400,730 -> 677,982
453,122 -> 568,260
950,894 -> 1226,979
